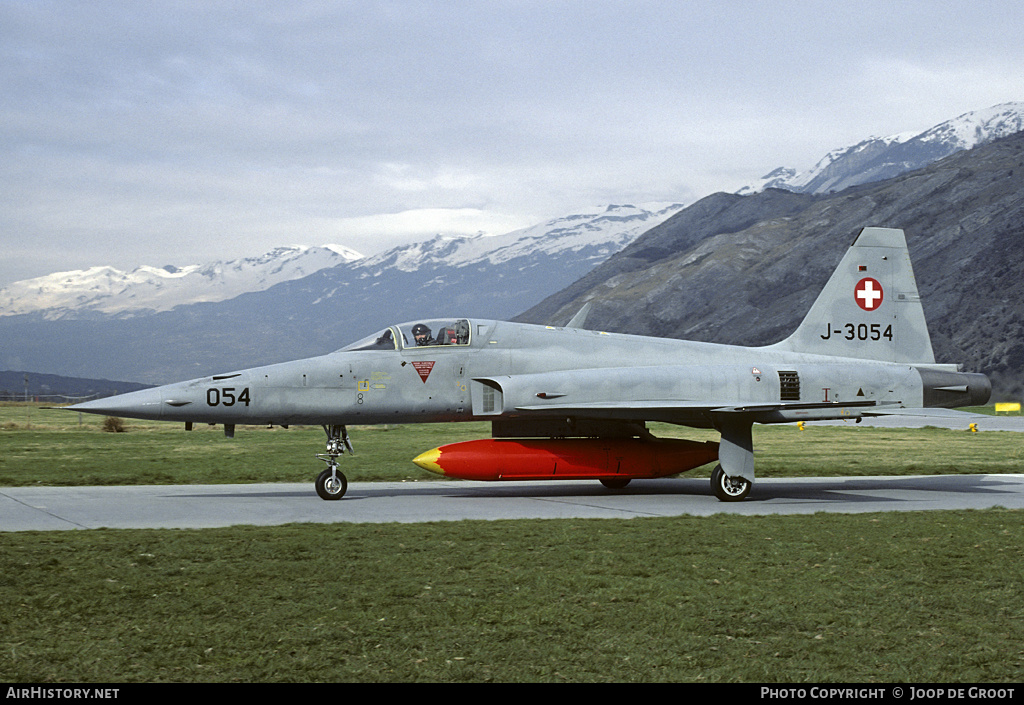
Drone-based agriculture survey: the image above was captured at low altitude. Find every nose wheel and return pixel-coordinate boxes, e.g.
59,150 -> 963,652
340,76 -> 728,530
315,425 -> 353,500
316,466 -> 348,500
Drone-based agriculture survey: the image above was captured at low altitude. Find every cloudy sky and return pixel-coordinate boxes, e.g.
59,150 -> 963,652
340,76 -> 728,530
2,1 -> 1022,286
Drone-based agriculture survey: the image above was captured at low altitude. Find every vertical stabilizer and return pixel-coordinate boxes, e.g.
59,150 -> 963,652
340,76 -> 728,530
766,227 -> 935,363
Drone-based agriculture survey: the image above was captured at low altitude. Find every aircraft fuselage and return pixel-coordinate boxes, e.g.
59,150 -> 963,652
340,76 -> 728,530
76,318 -> 987,429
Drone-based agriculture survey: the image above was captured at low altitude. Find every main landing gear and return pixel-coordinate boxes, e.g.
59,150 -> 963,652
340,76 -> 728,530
315,425 -> 353,500
710,416 -> 754,502
711,464 -> 751,502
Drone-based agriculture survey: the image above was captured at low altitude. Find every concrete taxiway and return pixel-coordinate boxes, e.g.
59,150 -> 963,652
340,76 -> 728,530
2,474 -> 1023,532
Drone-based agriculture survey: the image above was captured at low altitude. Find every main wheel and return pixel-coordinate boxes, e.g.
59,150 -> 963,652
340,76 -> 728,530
316,467 -> 348,500
600,477 -> 631,490
711,464 -> 751,502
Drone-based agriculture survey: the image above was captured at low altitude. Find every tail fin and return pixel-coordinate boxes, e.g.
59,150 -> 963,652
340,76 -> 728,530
767,227 -> 935,363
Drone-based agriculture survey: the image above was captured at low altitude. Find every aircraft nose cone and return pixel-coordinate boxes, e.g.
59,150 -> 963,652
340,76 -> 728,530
67,387 -> 166,420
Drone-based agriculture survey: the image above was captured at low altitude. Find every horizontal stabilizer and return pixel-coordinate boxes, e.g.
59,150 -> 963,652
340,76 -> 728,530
859,407 -> 990,419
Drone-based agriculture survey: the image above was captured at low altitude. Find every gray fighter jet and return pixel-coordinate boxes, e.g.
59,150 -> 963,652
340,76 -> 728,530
66,227 -> 990,501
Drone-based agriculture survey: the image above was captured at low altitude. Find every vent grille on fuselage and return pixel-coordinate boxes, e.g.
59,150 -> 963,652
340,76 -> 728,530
482,385 -> 497,413
779,371 -> 800,401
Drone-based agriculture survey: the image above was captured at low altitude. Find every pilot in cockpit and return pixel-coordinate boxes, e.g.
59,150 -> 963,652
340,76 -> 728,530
412,323 -> 433,346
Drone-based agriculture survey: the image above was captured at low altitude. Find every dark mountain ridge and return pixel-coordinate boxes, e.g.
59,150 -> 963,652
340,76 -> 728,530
518,132 -> 1024,399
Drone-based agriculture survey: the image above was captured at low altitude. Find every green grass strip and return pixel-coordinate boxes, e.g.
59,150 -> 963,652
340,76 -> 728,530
2,404 -> 1022,487
2,511 -> 1022,682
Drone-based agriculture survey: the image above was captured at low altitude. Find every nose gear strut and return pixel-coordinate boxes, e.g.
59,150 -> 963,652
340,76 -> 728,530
315,425 -> 353,500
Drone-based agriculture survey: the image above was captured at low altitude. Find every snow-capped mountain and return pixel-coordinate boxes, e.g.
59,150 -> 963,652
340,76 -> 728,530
0,204 -> 682,322
353,203 -> 684,274
739,101 -> 1024,195
0,202 -> 685,381
0,245 -> 363,319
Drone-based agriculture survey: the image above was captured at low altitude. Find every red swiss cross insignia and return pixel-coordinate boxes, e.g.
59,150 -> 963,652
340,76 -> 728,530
854,277 -> 883,311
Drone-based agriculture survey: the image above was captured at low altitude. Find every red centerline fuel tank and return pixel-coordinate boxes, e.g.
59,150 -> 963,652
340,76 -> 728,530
412,437 -> 719,481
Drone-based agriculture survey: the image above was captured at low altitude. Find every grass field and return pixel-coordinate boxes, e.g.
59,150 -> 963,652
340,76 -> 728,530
1,511 -> 1022,682
2,403 -> 1023,682
2,402 -> 1022,487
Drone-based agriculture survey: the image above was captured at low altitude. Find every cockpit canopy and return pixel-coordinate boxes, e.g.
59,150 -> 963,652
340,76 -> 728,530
340,319 -> 472,352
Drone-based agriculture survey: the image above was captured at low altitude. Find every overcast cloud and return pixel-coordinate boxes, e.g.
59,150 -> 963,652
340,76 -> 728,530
2,1 -> 1023,285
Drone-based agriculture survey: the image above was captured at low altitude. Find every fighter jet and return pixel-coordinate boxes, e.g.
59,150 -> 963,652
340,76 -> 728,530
65,227 -> 990,502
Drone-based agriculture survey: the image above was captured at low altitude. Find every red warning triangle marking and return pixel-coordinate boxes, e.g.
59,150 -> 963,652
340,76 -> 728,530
411,361 -> 435,383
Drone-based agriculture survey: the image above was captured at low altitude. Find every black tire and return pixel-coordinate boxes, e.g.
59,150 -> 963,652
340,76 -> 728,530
600,477 -> 631,490
711,464 -> 750,502
316,468 -> 348,500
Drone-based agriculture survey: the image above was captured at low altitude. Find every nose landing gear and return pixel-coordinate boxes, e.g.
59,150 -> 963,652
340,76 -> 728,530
315,425 -> 353,500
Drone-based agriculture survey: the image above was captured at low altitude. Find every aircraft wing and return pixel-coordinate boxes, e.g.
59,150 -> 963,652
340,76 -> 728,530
508,398 -> 1018,435
509,398 -> 884,426
512,399 -> 881,413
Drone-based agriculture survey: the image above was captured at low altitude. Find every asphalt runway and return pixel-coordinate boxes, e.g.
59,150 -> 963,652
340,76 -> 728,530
2,473 -> 1023,532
